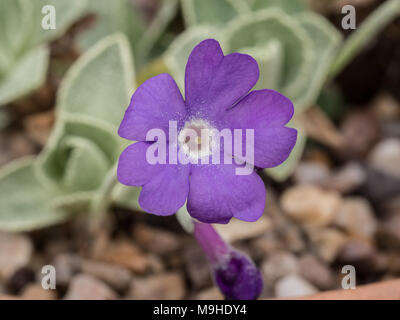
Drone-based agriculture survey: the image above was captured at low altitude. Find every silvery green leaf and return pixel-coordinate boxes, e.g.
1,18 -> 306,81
251,0 -> 307,14
29,0 -> 87,47
181,0 -> 249,27
58,33 -> 135,128
77,0 -> 144,56
111,183 -> 142,212
50,191 -> 95,213
239,40 -> 283,90
0,157 -> 69,231
0,45 -> 49,106
221,8 -> 314,99
35,115 -> 122,192
0,0 -> 31,62
265,119 -> 306,181
61,136 -> 110,191
136,0 -> 179,66
164,26 -> 220,92
291,12 -> 342,112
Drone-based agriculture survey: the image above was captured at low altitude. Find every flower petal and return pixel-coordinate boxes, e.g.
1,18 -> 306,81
117,141 -> 190,216
223,89 -> 297,168
139,163 -> 190,216
117,142 -> 161,186
118,73 -> 186,141
187,163 -> 266,223
185,39 -> 259,121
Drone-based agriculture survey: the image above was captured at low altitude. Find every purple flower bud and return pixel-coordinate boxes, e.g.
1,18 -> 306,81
194,222 -> 263,300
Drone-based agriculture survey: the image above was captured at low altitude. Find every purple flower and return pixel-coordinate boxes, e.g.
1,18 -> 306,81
118,39 -> 296,224
194,222 -> 263,300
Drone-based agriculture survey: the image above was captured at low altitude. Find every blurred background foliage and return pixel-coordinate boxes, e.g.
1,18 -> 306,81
0,0 -> 399,232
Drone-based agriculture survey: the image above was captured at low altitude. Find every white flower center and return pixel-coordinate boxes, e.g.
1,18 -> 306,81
178,119 -> 216,160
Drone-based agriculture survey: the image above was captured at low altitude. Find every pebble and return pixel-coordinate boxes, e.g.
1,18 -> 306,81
280,224 -> 306,253
368,138 -> 400,178
251,233 -> 284,255
261,251 -> 300,284
334,197 -> 377,239
293,161 -> 330,184
64,274 -> 117,300
53,254 -> 81,285
183,245 -> 212,289
21,284 -> 57,300
308,228 -> 348,263
280,185 -> 341,228
99,240 -> 149,274
195,287 -> 224,300
362,166 -> 400,203
336,239 -> 381,274
127,272 -> 185,300
81,260 -> 132,292
275,274 -> 319,298
321,162 -> 366,194
0,232 -> 33,279
132,223 -> 181,255
339,109 -> 379,159
298,255 -> 334,290
293,162 -> 330,185
214,215 -> 272,243
378,213 -> 400,249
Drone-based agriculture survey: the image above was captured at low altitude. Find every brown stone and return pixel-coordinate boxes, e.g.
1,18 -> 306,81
64,274 -> 117,300
280,185 -> 341,228
99,240 -> 149,274
132,223 -> 181,255
0,232 -> 32,279
127,272 -> 185,300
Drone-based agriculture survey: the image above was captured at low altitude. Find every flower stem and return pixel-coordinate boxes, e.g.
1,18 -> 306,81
90,162 -> 119,221
176,203 -> 195,233
329,0 -> 400,78
193,222 -> 230,264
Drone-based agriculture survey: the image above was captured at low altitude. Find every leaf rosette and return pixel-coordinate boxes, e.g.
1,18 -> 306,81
0,34 -> 141,231
0,0 -> 86,106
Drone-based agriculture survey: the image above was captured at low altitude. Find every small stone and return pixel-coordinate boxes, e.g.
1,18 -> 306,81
293,161 -> 330,185
275,274 -> 318,298
298,255 -> 334,290
339,109 -> 379,159
52,254 -> 82,286
127,272 -> 185,300
308,228 -> 348,263
6,267 -> 35,294
362,166 -> 400,203
183,245 -> 212,289
132,223 -> 181,255
280,224 -> 306,253
334,197 -> 377,239
195,287 -> 223,300
64,274 -> 117,300
214,216 -> 272,243
372,94 -> 400,121
321,162 -> 366,194
280,185 -> 341,228
336,239 -> 381,274
252,232 -> 284,255
21,284 -> 57,300
81,260 -> 132,292
261,251 -> 300,284
100,241 -> 149,274
378,213 -> 400,249
368,138 -> 400,178
0,232 -> 33,279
